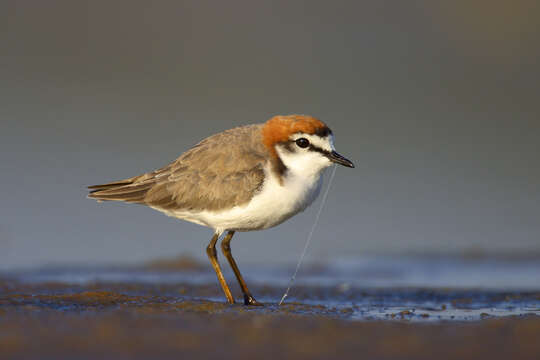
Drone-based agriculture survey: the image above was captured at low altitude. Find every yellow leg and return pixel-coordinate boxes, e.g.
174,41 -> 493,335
221,231 -> 263,306
206,233 -> 235,304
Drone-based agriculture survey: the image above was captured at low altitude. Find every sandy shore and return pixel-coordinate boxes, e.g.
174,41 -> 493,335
1,275 -> 539,359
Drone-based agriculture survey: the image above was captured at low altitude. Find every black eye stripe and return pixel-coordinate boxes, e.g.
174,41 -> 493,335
280,139 -> 330,155
308,144 -> 330,155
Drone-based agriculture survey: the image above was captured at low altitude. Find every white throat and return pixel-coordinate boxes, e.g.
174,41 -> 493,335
275,133 -> 335,179
276,148 -> 331,179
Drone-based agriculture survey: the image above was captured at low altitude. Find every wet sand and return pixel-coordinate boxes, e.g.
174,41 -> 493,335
1,270 -> 540,360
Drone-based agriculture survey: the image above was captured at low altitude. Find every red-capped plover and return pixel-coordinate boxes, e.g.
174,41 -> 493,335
88,114 -> 354,305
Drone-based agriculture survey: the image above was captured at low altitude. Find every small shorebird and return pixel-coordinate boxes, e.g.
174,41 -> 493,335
88,115 -> 354,305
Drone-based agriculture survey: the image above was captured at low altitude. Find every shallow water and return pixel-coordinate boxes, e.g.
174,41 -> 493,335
2,255 -> 539,322
2,256 -> 540,359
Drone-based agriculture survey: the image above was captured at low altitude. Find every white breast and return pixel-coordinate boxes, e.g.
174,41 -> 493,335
164,133 -> 336,234
168,163 -> 325,234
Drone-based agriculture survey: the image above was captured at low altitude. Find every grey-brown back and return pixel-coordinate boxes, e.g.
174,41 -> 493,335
88,124 -> 269,212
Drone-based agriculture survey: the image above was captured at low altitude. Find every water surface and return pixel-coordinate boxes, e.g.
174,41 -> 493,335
3,255 -> 539,322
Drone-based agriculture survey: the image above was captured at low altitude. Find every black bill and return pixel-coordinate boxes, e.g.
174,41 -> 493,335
327,150 -> 354,168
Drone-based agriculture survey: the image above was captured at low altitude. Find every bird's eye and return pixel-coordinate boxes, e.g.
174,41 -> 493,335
295,138 -> 310,148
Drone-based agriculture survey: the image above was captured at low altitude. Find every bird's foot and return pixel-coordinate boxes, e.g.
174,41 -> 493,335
244,294 -> 264,306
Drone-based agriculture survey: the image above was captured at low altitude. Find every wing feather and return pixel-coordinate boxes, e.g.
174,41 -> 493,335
88,124 -> 269,211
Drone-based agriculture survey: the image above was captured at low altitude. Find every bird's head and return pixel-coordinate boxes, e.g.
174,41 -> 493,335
262,115 -> 354,177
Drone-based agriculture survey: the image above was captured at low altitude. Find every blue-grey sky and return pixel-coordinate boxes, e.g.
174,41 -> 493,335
1,1 -> 539,269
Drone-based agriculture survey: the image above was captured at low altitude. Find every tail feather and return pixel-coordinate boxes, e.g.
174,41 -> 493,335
87,179 -> 152,203
88,179 -> 134,191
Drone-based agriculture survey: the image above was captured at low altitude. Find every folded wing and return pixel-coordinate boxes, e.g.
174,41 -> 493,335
88,124 -> 268,212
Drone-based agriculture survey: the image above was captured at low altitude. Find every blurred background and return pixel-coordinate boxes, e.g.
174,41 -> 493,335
1,0 -> 539,270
